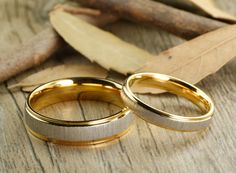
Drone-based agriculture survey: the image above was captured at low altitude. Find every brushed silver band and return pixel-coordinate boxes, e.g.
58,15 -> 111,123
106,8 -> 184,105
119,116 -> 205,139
121,73 -> 214,131
25,78 -> 134,145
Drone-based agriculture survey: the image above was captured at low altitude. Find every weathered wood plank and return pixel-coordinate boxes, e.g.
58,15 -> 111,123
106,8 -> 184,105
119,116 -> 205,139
0,0 -> 235,173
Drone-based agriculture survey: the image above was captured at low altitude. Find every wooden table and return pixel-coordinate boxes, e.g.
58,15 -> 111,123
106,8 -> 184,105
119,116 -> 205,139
0,0 -> 235,172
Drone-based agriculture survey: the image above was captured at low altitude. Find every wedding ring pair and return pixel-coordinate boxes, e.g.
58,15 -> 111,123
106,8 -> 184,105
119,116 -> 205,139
25,73 -> 214,145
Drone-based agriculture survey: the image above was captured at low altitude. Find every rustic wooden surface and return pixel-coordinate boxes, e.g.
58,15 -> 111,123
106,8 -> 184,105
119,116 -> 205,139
0,0 -> 236,173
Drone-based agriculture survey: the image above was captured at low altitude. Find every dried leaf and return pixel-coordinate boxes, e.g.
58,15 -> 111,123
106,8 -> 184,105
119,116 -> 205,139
50,9 -> 154,74
137,24 -> 236,85
50,10 -> 236,94
8,64 -> 108,92
188,0 -> 236,22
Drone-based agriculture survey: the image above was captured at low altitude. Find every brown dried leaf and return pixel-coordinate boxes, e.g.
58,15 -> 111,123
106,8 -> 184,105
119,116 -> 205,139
8,64 -> 108,92
50,9 -> 236,94
188,0 -> 236,22
137,24 -> 236,85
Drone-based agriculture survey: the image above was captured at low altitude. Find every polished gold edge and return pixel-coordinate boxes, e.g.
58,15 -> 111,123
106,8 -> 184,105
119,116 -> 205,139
26,125 -> 133,146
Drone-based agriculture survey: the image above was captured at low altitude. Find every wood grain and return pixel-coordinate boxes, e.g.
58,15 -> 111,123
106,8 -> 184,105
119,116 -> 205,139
0,0 -> 236,173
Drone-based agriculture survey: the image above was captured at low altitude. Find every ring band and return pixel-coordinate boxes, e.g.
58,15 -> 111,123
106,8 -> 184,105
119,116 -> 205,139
25,77 -> 134,145
121,73 -> 214,131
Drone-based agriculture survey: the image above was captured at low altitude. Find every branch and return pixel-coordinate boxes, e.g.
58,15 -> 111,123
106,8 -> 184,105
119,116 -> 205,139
77,0 -> 227,39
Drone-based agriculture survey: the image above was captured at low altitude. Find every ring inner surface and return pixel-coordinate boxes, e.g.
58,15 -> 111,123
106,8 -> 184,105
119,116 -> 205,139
28,79 -> 126,121
130,75 -> 211,114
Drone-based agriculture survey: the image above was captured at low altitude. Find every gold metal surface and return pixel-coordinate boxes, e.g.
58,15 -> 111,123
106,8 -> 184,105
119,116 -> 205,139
121,73 -> 214,131
25,78 -> 134,145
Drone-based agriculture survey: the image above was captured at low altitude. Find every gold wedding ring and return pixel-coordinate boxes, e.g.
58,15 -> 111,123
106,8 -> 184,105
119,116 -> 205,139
121,73 -> 214,131
25,78 -> 134,145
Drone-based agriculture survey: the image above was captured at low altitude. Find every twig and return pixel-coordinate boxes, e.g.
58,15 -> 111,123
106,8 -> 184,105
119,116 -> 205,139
76,0 -> 228,39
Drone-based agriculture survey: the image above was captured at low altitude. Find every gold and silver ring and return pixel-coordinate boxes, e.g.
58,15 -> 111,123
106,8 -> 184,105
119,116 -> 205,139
25,78 -> 134,145
121,73 -> 214,131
